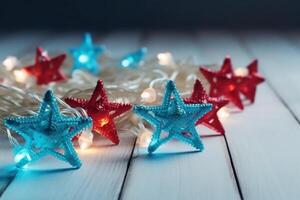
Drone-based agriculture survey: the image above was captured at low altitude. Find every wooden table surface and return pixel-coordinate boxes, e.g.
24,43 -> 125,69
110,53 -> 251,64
1,31 -> 300,200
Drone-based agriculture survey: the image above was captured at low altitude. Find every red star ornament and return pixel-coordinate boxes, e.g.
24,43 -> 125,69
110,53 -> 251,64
200,57 -> 244,110
65,80 -> 132,145
237,59 -> 265,103
185,79 -> 229,134
24,47 -> 66,85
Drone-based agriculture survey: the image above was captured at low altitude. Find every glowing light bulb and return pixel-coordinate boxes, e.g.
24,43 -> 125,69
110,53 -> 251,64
141,88 -> 157,103
217,107 -> 230,119
78,54 -> 89,63
98,117 -> 109,127
121,60 -> 130,67
78,131 -> 93,150
13,147 -> 32,168
234,67 -> 249,77
157,52 -> 175,66
138,128 -> 152,148
3,56 -> 19,71
120,47 -> 147,68
13,69 -> 29,83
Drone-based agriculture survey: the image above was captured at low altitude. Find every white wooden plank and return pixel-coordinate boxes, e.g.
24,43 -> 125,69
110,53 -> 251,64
121,32 -> 241,200
0,33 -> 47,196
1,32 -> 140,200
196,31 -> 300,199
240,31 -> 300,119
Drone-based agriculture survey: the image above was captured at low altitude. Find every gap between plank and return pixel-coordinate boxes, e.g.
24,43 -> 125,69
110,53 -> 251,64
236,34 -> 300,125
223,134 -> 244,200
117,137 -> 137,200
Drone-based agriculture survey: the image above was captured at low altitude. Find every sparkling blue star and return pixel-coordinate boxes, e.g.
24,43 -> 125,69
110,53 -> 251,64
70,33 -> 105,75
120,47 -> 147,68
3,90 -> 92,169
134,80 -> 212,153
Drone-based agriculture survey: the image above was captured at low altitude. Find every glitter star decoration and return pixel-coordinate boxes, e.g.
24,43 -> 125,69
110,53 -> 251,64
69,33 -> 105,75
3,90 -> 92,168
23,47 -> 66,85
184,79 -> 229,134
134,80 -> 212,153
200,57 -> 244,109
120,47 -> 147,68
237,59 -> 265,103
65,80 -> 132,145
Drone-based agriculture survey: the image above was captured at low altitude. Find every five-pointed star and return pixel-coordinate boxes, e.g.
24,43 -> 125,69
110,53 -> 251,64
185,79 -> 229,134
24,47 -> 66,85
120,47 -> 147,68
134,80 -> 212,153
200,57 -> 244,110
69,33 -> 105,75
65,80 -> 132,145
237,59 -> 265,103
4,90 -> 92,168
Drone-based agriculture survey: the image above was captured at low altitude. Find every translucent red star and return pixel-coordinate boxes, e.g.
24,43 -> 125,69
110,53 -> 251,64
199,57 -> 264,110
185,79 -> 229,134
237,59 -> 265,103
24,47 -> 66,85
65,80 -> 132,145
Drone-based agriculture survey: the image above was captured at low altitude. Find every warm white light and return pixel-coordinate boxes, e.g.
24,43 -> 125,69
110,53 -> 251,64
234,68 -> 248,77
78,131 -> 93,150
78,54 -> 89,63
157,52 -> 175,66
217,107 -> 230,119
13,69 -> 29,83
141,88 -> 157,103
138,128 -> 152,148
3,56 -> 19,71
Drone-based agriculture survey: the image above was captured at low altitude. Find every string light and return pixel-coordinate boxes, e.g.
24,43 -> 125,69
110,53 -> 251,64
137,128 -> 152,148
217,107 -> 230,119
157,52 -> 175,66
13,69 -> 29,83
3,56 -> 19,71
141,87 -> 157,103
13,147 -> 32,168
78,130 -> 94,150
234,67 -> 249,77
0,46 -> 265,156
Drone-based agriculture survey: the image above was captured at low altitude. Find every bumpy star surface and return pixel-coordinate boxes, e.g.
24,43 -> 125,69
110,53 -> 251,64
24,47 -> 66,85
184,79 -> 229,134
200,57 -> 244,109
3,90 -> 92,168
237,59 -> 265,103
65,80 -> 132,145
134,80 -> 212,153
69,33 -> 105,75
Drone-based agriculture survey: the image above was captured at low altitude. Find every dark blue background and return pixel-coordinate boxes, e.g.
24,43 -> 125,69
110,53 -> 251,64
1,0 -> 299,30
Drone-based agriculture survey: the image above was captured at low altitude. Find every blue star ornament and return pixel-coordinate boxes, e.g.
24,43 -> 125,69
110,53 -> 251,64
134,80 -> 212,153
70,33 -> 105,75
3,90 -> 92,169
120,47 -> 147,68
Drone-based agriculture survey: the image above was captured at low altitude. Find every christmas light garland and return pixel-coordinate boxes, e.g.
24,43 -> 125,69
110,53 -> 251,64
0,33 -> 265,169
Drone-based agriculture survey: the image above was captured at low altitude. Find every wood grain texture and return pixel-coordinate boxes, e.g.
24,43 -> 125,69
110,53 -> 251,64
0,32 -> 140,200
239,31 -> 300,120
196,31 -> 300,200
0,33 -> 47,196
120,32 -> 241,200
